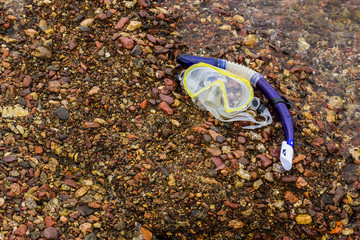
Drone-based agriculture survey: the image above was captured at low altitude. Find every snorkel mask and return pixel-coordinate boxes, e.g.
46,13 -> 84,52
177,54 -> 295,171
179,62 -> 272,129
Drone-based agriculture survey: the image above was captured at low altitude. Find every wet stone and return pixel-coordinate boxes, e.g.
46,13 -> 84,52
206,169 -> 217,177
54,107 -> 69,120
333,185 -> 345,205
43,227 -> 58,240
133,58 -> 144,69
202,134 -> 212,143
76,206 -> 95,216
191,209 -> 208,220
321,194 -> 334,205
85,233 -> 97,240
131,45 -> 143,56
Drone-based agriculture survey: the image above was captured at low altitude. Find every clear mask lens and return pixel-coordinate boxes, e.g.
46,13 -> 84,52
180,63 -> 273,129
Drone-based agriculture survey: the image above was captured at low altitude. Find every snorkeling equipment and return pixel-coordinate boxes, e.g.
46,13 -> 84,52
177,54 -> 294,171
179,62 -> 272,129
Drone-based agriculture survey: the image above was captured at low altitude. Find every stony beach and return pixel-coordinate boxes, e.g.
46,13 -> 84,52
0,0 -> 359,239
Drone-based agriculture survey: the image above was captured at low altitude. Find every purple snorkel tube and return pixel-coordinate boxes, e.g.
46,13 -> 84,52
177,54 -> 294,171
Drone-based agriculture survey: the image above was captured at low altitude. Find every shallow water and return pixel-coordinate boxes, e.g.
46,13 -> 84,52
167,0 -> 359,153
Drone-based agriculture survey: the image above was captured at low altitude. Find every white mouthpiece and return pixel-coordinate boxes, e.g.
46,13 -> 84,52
280,141 -> 294,171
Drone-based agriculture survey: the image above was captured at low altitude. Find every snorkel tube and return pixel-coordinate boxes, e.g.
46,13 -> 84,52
177,54 -> 294,171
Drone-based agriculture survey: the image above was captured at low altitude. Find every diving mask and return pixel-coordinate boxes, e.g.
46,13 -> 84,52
179,63 -> 272,129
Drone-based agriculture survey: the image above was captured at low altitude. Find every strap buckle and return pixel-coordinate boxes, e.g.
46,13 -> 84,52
269,96 -> 291,109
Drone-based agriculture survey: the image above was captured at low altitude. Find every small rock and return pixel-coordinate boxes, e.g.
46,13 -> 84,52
296,177 -> 308,189
237,136 -> 246,144
211,157 -> 225,171
253,179 -> 263,190
48,81 -> 61,92
14,225 -> 27,236
131,45 -> 142,56
24,29 -> 38,38
126,21 -> 142,31
327,142 -> 340,154
34,47 -> 52,59
159,94 -> 174,105
191,209 -> 208,220
115,17 -> 129,30
256,154 -> 272,169
264,172 -> 274,182
75,186 -> 89,198
0,197 -> 5,207
321,194 -> 334,205
79,222 -> 92,233
4,155 -> 17,163
23,75 -> 32,87
298,38 -> 310,50
206,148 -> 221,157
76,206 -> 95,216
281,175 -> 297,182
247,131 -> 262,141
228,219 -> 244,229
237,169 -> 251,180
54,107 -> 69,120
284,191 -> 299,204
85,233 -> 97,240
43,227 -> 58,240
69,39 -> 78,50
44,216 -> 56,227
333,185 -> 345,205
83,121 -> 100,128
159,102 -> 173,115
80,18 -> 94,27
119,37 -> 135,49
295,214 -> 312,224
88,86 -> 100,95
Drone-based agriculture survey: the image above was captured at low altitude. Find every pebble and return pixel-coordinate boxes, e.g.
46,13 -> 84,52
54,107 -> 69,120
126,21 -> 142,31
23,75 -> 32,87
159,102 -> 173,115
349,147 -> 360,162
24,29 -> 38,38
83,121 -> 100,128
211,157 -> 225,171
80,18 -> 94,27
206,148 -> 221,157
76,206 -> 94,216
284,191 -> 299,204
253,179 -> 263,190
256,154 -> 272,169
1,105 -> 22,120
115,17 -> 129,30
14,225 -> 27,236
43,227 -> 58,240
159,94 -> 174,105
119,37 -> 135,49
247,131 -> 262,141
297,38 -> 310,50
85,233 -> 97,240
327,142 -> 340,154
296,177 -> 308,188
88,86 -> 100,95
69,39 -> 78,50
75,186 -> 89,198
295,214 -> 312,224
0,197 -> 5,207
264,172 -> 274,182
228,219 -> 244,229
48,81 -> 61,92
34,47 -> 52,59
237,169 -> 251,180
